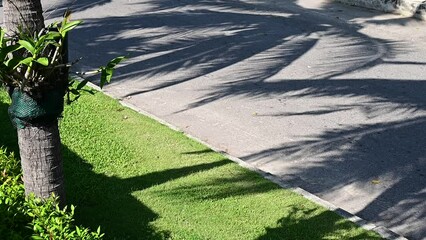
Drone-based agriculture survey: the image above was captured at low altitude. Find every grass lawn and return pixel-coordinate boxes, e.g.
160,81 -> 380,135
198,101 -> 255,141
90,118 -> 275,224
0,88 -> 382,240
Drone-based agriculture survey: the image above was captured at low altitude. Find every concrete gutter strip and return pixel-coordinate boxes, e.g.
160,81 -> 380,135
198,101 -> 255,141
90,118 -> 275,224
77,79 -> 408,240
336,0 -> 426,20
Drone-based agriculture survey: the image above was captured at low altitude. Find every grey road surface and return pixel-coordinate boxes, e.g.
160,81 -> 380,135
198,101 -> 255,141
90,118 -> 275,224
4,0 -> 426,239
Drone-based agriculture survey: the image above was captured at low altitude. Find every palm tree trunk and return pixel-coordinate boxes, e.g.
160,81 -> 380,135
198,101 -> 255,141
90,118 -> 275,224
3,0 -> 66,206
18,122 -> 66,203
3,0 -> 44,34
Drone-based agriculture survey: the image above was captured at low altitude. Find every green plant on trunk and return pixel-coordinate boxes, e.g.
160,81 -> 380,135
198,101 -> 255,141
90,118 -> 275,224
0,12 -> 125,102
0,1 -> 125,208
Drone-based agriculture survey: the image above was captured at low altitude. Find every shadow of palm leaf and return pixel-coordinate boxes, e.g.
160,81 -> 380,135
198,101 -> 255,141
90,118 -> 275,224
244,116 -> 426,238
63,147 -> 231,239
256,207 -> 381,240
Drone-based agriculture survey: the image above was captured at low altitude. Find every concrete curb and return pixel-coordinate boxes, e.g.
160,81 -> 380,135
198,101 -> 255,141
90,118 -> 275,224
74,77 -> 408,240
336,0 -> 426,20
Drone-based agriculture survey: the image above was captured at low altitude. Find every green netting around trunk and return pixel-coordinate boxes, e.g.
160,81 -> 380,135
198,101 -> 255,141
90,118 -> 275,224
8,89 -> 65,129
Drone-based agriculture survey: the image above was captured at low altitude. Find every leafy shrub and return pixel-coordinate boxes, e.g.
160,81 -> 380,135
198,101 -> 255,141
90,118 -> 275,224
0,148 -> 104,239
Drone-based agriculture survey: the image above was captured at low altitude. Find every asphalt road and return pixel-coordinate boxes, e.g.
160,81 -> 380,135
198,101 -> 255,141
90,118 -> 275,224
4,0 -> 426,239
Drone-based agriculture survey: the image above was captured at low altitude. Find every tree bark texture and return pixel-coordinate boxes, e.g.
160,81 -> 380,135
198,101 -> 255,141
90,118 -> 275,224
18,121 -> 66,205
3,0 -> 67,206
3,0 -> 45,34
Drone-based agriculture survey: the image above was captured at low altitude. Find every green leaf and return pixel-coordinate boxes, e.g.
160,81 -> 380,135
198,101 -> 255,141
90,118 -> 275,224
60,20 -> 83,37
100,67 -> 114,89
19,57 -> 34,67
100,68 -> 107,89
81,89 -> 95,95
45,31 -> 61,40
30,235 -> 43,240
0,44 -> 23,62
18,40 -> 36,55
47,41 -> 61,48
105,68 -> 113,82
106,56 -> 126,69
76,79 -> 89,90
6,57 -> 27,70
35,35 -> 47,49
35,57 -> 49,66
98,56 -> 126,89
70,89 -> 80,95
0,28 -> 5,47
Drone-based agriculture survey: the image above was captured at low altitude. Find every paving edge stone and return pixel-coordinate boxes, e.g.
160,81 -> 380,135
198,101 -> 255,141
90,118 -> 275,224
336,0 -> 426,20
79,78 -> 408,240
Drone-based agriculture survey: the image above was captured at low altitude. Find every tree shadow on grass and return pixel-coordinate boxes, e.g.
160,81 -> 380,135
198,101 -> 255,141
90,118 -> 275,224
0,97 -> 226,239
62,146 -> 231,240
0,99 -> 164,239
256,207 -> 381,240
61,145 -> 166,239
